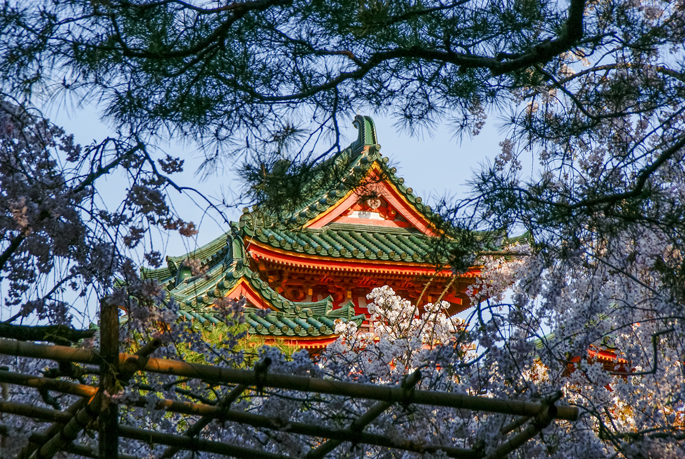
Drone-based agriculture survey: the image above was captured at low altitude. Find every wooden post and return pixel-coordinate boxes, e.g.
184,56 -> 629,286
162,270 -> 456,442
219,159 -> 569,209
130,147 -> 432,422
20,339 -> 160,459
0,364 -> 6,450
99,300 -> 119,459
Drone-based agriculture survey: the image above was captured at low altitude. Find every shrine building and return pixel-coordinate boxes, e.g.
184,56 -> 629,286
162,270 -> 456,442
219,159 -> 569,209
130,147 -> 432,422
144,116 -> 489,349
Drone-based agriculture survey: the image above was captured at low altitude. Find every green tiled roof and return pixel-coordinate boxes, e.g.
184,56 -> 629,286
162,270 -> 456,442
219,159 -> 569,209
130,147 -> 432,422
166,232 -> 231,275
182,301 -> 361,339
239,224 -> 447,264
140,265 -> 173,281
238,222 -> 526,266
146,244 -> 364,339
242,300 -> 359,337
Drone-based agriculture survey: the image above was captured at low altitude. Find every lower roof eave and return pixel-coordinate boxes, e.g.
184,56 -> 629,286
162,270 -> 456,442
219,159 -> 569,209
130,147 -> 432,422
248,243 -> 481,277
251,334 -> 340,349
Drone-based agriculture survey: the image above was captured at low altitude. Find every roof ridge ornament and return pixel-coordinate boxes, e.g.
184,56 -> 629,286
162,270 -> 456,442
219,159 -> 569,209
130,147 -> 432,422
351,115 -> 380,155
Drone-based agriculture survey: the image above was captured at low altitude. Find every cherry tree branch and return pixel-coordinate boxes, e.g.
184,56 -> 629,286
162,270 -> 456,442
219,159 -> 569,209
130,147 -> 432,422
609,328 -> 675,376
509,134 -> 685,210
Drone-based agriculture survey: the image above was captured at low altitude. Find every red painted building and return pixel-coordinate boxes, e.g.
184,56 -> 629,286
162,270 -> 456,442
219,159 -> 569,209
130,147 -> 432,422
145,116 -> 485,349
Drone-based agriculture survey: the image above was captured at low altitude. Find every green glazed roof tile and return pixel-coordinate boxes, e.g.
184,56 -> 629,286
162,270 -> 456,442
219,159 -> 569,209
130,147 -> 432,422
374,233 -> 405,256
280,317 -> 301,332
241,226 -> 452,264
140,266 -> 172,281
306,316 -> 326,333
264,315 -> 288,332
202,313 -> 221,325
383,232 -> 413,254
294,317 -> 315,334
246,317 -> 261,331
324,223 -> 420,234
165,232 -> 230,268
318,316 -> 336,328
186,311 -> 207,324
164,250 -> 365,339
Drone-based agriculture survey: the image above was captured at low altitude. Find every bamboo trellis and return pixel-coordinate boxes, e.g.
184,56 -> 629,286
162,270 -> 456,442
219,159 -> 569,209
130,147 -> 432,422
0,309 -> 579,459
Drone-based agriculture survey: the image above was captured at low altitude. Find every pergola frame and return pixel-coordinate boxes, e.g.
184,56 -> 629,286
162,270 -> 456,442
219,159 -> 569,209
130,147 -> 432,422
0,307 -> 578,459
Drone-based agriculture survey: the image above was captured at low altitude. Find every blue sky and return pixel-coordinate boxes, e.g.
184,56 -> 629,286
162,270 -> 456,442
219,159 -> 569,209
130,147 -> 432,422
43,103 -> 509,252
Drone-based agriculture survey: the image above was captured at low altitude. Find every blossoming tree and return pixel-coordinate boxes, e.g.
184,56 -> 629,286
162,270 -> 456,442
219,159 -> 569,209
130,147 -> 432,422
1,0 -> 684,456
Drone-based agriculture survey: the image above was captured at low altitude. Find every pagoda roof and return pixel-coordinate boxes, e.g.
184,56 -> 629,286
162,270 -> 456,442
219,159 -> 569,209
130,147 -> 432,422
143,232 -> 365,343
237,115 -> 441,236
142,116 -> 528,346
239,224 -> 470,276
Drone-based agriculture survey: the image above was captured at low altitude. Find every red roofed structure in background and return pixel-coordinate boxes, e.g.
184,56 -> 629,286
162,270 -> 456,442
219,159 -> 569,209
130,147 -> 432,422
144,116 -> 497,349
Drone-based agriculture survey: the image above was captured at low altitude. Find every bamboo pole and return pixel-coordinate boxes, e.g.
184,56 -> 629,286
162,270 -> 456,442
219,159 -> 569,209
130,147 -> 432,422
25,339 -> 161,459
119,425 -> 290,459
0,400 -> 73,423
0,367 -> 95,459
485,393 -> 561,459
159,358 -> 269,459
500,415 -> 532,435
0,339 -> 579,421
67,443 -> 137,459
28,392 -> 103,459
118,424 -> 477,459
0,338 -> 101,365
17,397 -> 88,459
0,369 -> 97,398
308,370 -> 421,459
134,359 -> 580,420
498,391 -> 562,437
99,300 -> 120,459
0,373 -> 476,458
486,406 -> 556,459
0,424 -> 138,459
